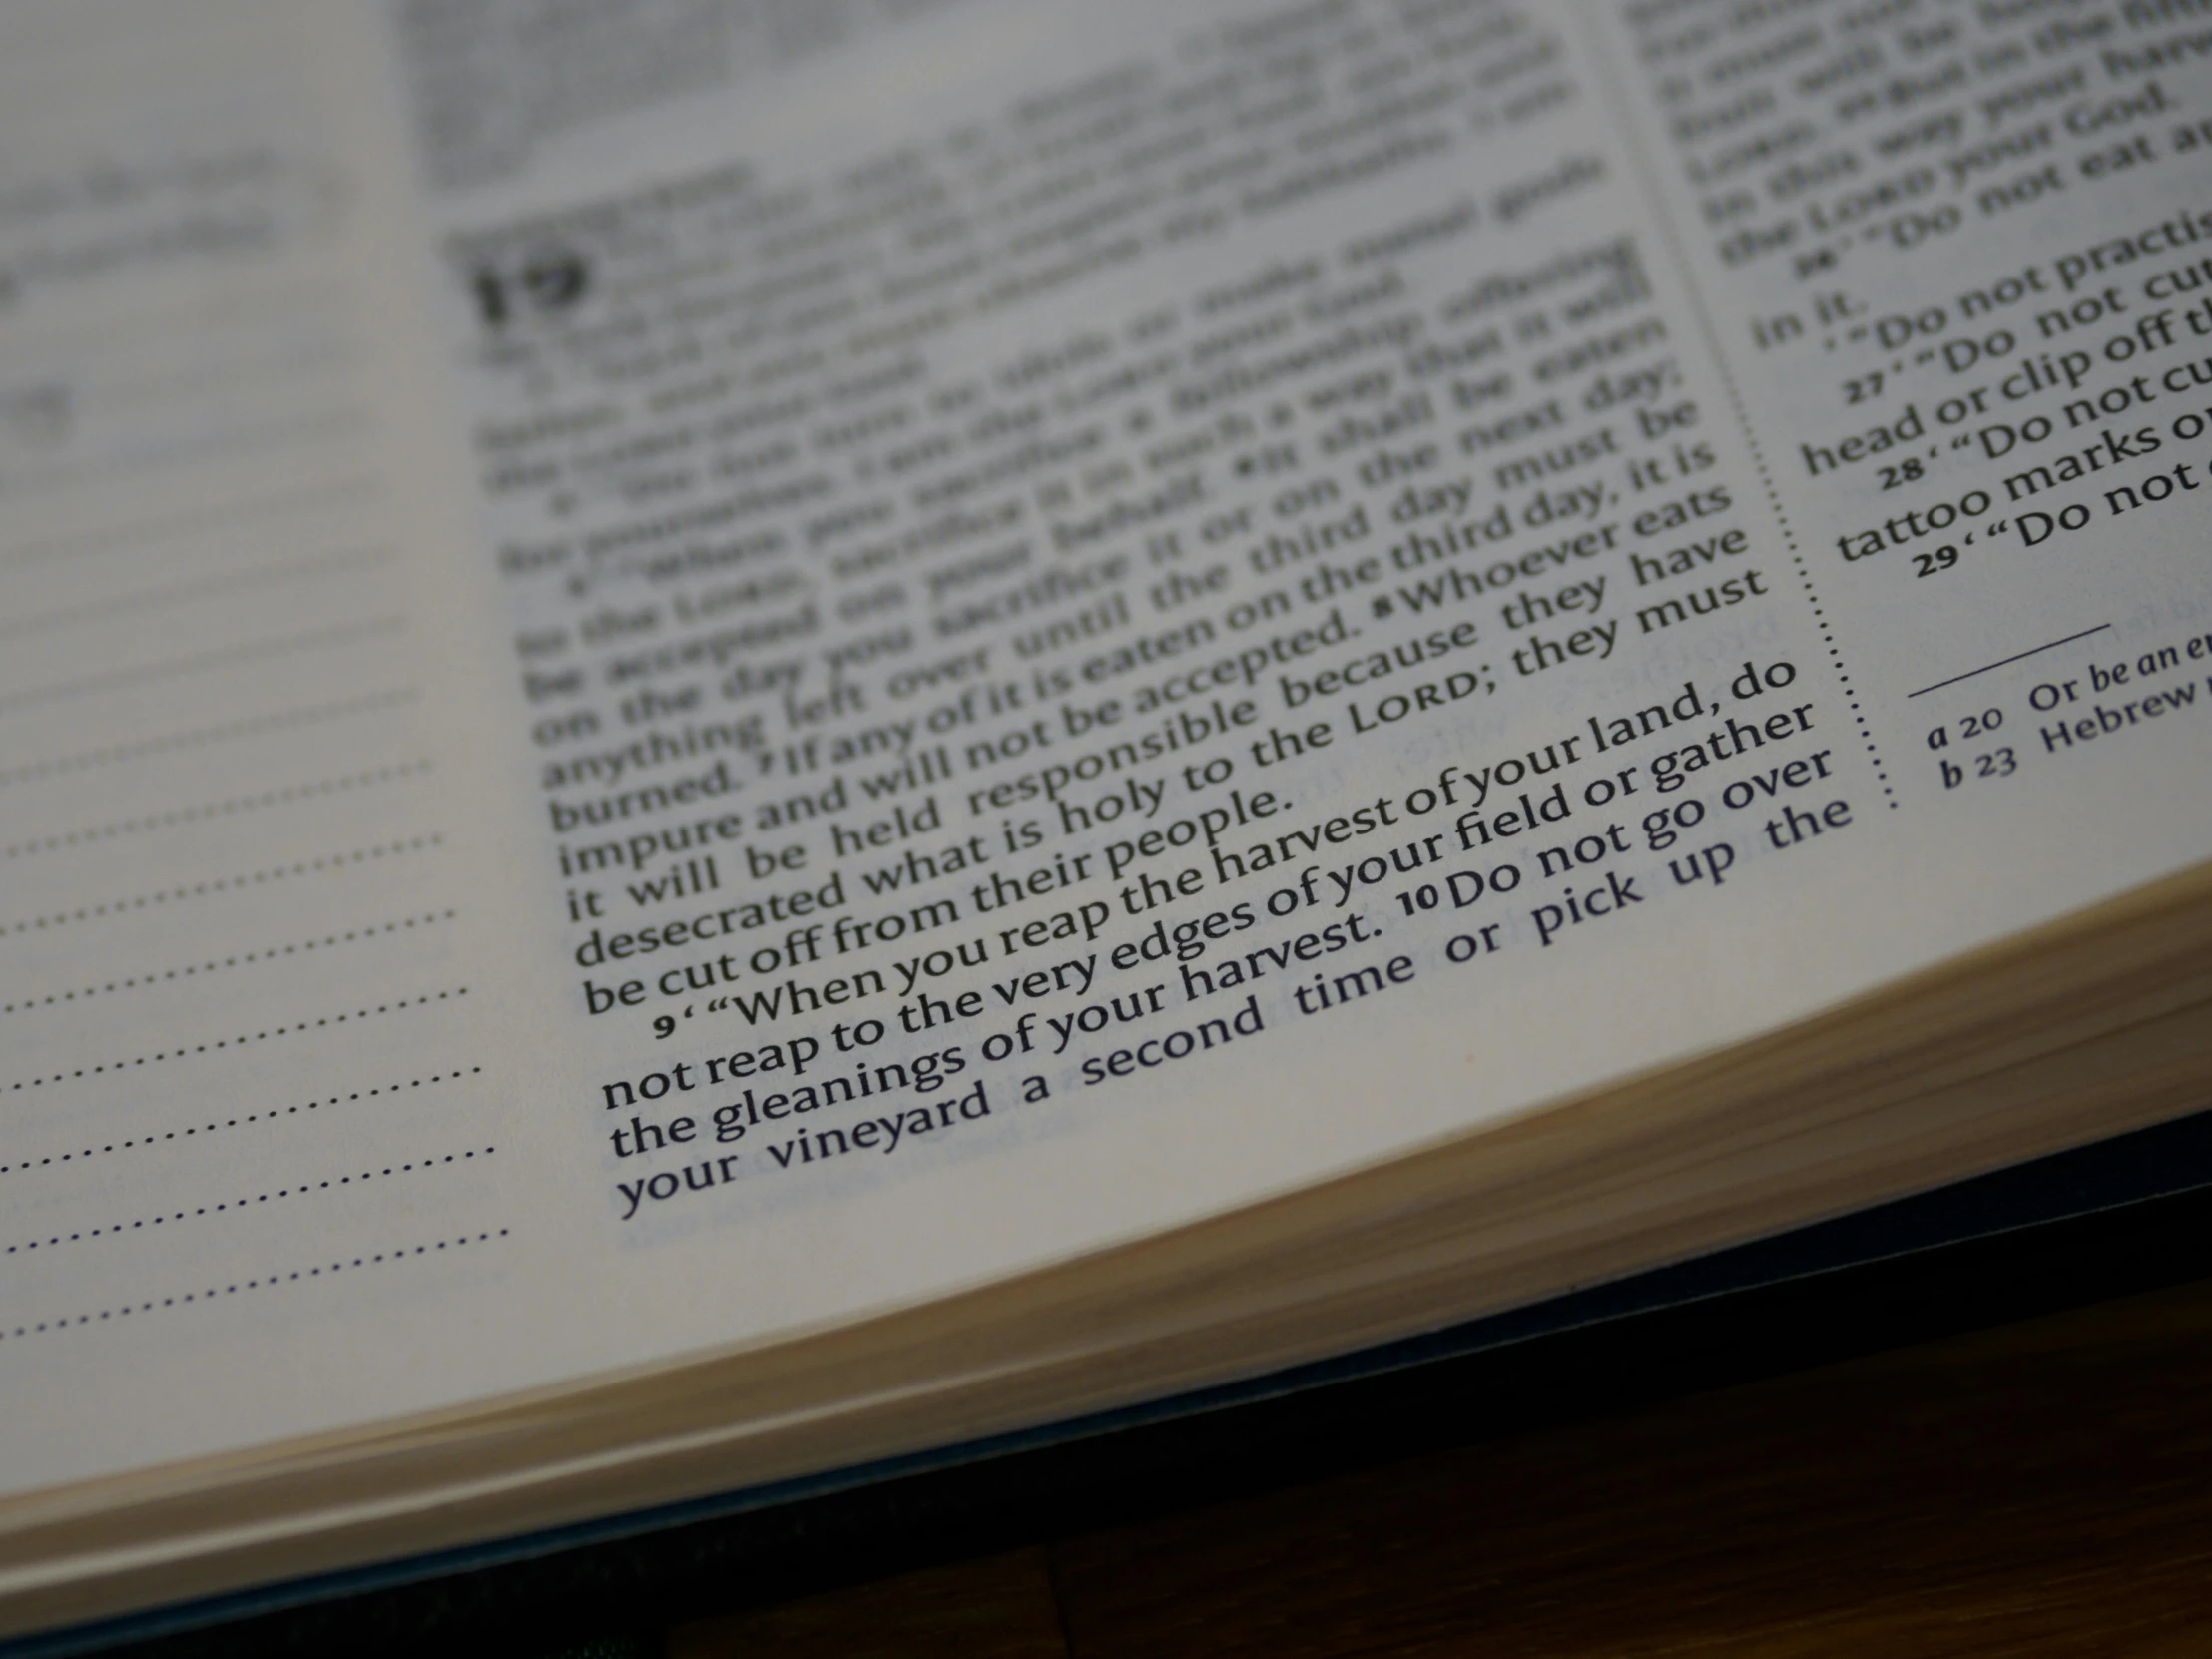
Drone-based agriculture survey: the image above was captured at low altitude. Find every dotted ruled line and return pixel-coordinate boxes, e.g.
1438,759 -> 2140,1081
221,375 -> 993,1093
0,1066 -> 484,1174
0,475 -> 381,572
0,910 -> 458,1016
1694,354 -> 1897,807
0,545 -> 394,643
1,761 -> 434,859
5,987 -> 467,1092
8,1147 -> 495,1256
0,615 -> 407,718
0,833 -> 444,936
0,688 -> 420,789
1,1230 -> 510,1341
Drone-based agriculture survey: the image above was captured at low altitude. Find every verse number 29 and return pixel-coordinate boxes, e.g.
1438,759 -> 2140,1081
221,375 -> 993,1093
470,249 -> 591,328
1913,544 -> 1959,578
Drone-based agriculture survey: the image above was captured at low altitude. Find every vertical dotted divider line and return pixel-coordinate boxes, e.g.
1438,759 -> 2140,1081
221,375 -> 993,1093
1570,15 -> 1897,810
1689,353 -> 1897,809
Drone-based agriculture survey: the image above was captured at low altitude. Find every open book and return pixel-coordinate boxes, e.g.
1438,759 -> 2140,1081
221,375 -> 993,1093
4,0 -> 2210,1639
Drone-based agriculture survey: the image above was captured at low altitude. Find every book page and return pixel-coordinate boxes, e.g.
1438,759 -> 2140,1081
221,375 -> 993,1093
5,0 -> 2208,1505
0,0 -> 584,1489
1578,0 -> 2212,844
386,0 -> 2210,1270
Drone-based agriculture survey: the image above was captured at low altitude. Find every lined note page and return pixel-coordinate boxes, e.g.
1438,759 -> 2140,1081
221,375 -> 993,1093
0,0 -> 558,1485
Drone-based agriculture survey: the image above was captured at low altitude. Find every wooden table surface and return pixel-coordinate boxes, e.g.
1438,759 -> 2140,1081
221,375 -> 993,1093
662,1278 -> 2212,1658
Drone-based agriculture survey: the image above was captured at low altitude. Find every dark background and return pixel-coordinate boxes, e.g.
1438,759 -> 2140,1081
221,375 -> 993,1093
34,1105 -> 2212,1658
